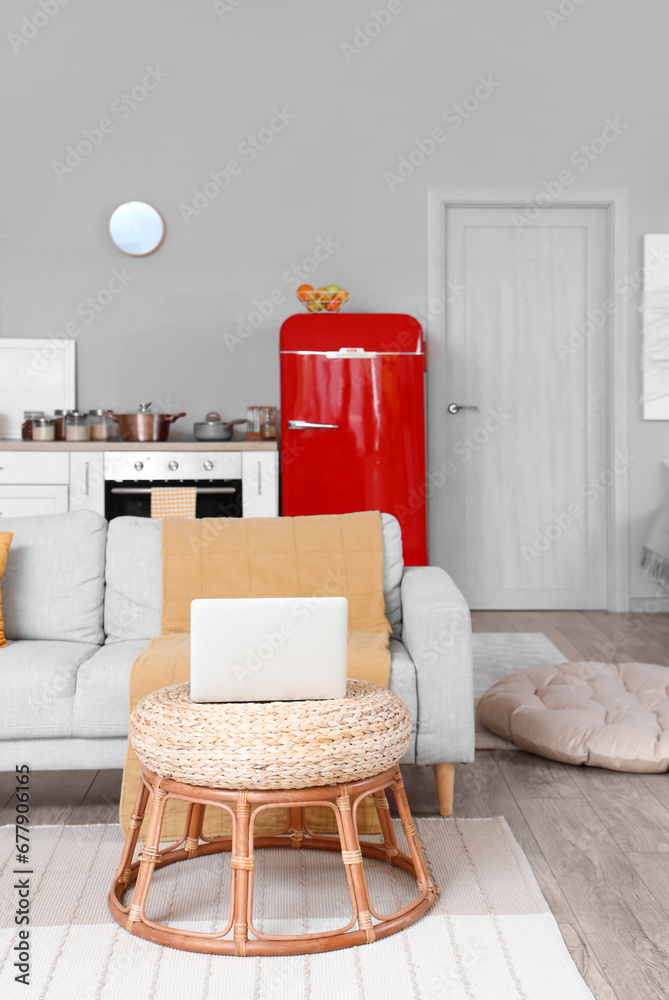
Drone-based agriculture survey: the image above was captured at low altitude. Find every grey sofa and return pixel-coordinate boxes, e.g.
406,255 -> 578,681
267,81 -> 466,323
0,509 -> 474,814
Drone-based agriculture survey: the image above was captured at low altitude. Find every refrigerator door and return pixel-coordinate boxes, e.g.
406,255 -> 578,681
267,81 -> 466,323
280,314 -> 427,564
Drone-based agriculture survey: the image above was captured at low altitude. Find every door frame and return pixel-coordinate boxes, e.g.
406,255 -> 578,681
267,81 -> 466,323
426,187 -> 630,612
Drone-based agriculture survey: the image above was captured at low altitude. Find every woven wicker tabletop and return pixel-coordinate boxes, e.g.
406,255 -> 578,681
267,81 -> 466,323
130,679 -> 412,790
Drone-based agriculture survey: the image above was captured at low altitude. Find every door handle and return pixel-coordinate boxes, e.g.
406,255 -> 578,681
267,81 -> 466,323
287,420 -> 339,430
447,403 -> 479,414
110,487 -> 236,495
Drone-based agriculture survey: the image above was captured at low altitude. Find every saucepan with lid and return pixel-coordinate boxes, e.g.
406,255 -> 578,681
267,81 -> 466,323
103,403 -> 186,442
193,412 -> 247,441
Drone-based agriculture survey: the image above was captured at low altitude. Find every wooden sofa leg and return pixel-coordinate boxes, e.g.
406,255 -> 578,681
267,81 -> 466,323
434,762 -> 455,817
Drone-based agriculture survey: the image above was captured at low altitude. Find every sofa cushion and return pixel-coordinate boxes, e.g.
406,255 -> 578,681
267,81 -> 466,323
104,517 -> 162,642
389,638 -> 416,762
72,639 -> 149,737
0,640 -> 99,739
381,513 -> 403,638
0,738 -> 127,771
0,510 -> 107,644
104,513 -> 404,642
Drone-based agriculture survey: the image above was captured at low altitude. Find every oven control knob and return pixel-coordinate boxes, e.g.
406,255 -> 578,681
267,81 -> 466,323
203,460 -> 214,472
134,461 -> 144,471
168,460 -> 179,471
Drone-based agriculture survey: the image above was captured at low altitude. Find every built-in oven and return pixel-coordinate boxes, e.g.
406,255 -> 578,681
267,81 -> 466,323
103,451 -> 243,520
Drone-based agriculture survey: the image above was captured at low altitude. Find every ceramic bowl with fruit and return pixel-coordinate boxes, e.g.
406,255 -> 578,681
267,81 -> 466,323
296,284 -> 350,313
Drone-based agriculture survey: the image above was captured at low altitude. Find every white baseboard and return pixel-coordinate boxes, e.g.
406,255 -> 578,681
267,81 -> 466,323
629,597 -> 669,613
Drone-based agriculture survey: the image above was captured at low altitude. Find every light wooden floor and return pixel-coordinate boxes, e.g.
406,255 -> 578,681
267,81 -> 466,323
3,610 -> 669,999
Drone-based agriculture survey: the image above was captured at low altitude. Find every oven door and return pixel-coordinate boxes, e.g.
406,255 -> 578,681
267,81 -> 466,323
105,479 -> 242,520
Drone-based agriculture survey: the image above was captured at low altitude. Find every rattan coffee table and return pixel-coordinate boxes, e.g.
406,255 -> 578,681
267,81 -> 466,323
109,680 -> 437,956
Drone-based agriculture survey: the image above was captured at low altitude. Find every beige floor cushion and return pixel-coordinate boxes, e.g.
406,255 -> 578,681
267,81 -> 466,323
478,661 -> 669,772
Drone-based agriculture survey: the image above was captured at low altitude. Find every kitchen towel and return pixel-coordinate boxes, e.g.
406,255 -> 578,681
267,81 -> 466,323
119,511 -> 391,840
150,487 -> 197,519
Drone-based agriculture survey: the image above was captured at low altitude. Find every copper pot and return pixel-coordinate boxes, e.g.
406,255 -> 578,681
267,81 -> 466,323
104,404 -> 186,442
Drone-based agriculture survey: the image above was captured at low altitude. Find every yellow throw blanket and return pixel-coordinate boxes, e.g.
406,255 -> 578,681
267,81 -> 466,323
120,512 -> 391,839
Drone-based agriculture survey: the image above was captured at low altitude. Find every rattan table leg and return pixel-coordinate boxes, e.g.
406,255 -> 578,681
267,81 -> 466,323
393,772 -> 434,897
288,806 -> 305,848
113,780 -> 150,889
127,783 -> 168,930
372,789 -> 400,863
185,803 -> 206,858
232,792 -> 252,956
337,787 -> 375,944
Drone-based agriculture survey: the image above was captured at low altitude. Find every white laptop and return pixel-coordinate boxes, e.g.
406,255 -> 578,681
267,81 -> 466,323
190,597 -> 348,703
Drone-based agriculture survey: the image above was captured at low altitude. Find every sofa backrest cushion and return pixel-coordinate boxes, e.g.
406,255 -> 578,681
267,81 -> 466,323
104,516 -> 162,642
105,513 -> 404,642
0,509 -> 107,644
381,513 -> 403,637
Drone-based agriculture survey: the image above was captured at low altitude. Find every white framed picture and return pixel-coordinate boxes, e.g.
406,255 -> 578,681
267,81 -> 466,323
643,235 -> 669,419
0,339 -> 76,439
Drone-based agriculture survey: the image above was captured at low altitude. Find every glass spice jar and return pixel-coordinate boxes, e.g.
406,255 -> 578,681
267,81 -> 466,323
65,411 -> 90,442
53,409 -> 72,441
245,405 -> 262,441
21,411 -> 45,440
261,406 -> 277,440
32,416 -> 55,442
89,409 -> 115,441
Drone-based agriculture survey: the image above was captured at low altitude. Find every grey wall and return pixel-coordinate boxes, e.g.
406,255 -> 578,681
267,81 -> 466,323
1,0 -> 667,603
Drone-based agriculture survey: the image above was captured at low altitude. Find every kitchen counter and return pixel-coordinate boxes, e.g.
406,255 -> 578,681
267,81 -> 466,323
0,440 -> 277,451
0,440 -> 279,519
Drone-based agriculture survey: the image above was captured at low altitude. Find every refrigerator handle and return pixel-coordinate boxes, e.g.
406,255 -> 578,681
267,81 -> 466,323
287,420 -> 339,430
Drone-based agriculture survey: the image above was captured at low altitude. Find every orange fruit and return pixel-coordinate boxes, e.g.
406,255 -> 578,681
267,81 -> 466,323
306,298 -> 324,312
296,284 -> 314,302
326,297 -> 342,312
336,288 -> 349,303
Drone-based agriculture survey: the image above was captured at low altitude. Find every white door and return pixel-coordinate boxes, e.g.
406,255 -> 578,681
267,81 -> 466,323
430,205 -> 610,609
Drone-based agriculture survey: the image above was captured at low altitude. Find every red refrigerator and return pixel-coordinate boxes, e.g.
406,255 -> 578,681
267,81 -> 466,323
280,313 -> 427,565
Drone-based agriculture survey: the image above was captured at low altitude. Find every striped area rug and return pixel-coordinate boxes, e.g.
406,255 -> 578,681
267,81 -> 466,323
0,817 -> 593,999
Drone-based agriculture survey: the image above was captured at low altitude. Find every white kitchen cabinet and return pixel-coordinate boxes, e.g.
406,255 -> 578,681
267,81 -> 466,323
0,450 -> 104,518
242,451 -> 279,517
0,485 -> 68,517
69,453 -> 105,516
0,445 -> 279,519
0,451 -> 70,518
0,451 -> 68,485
